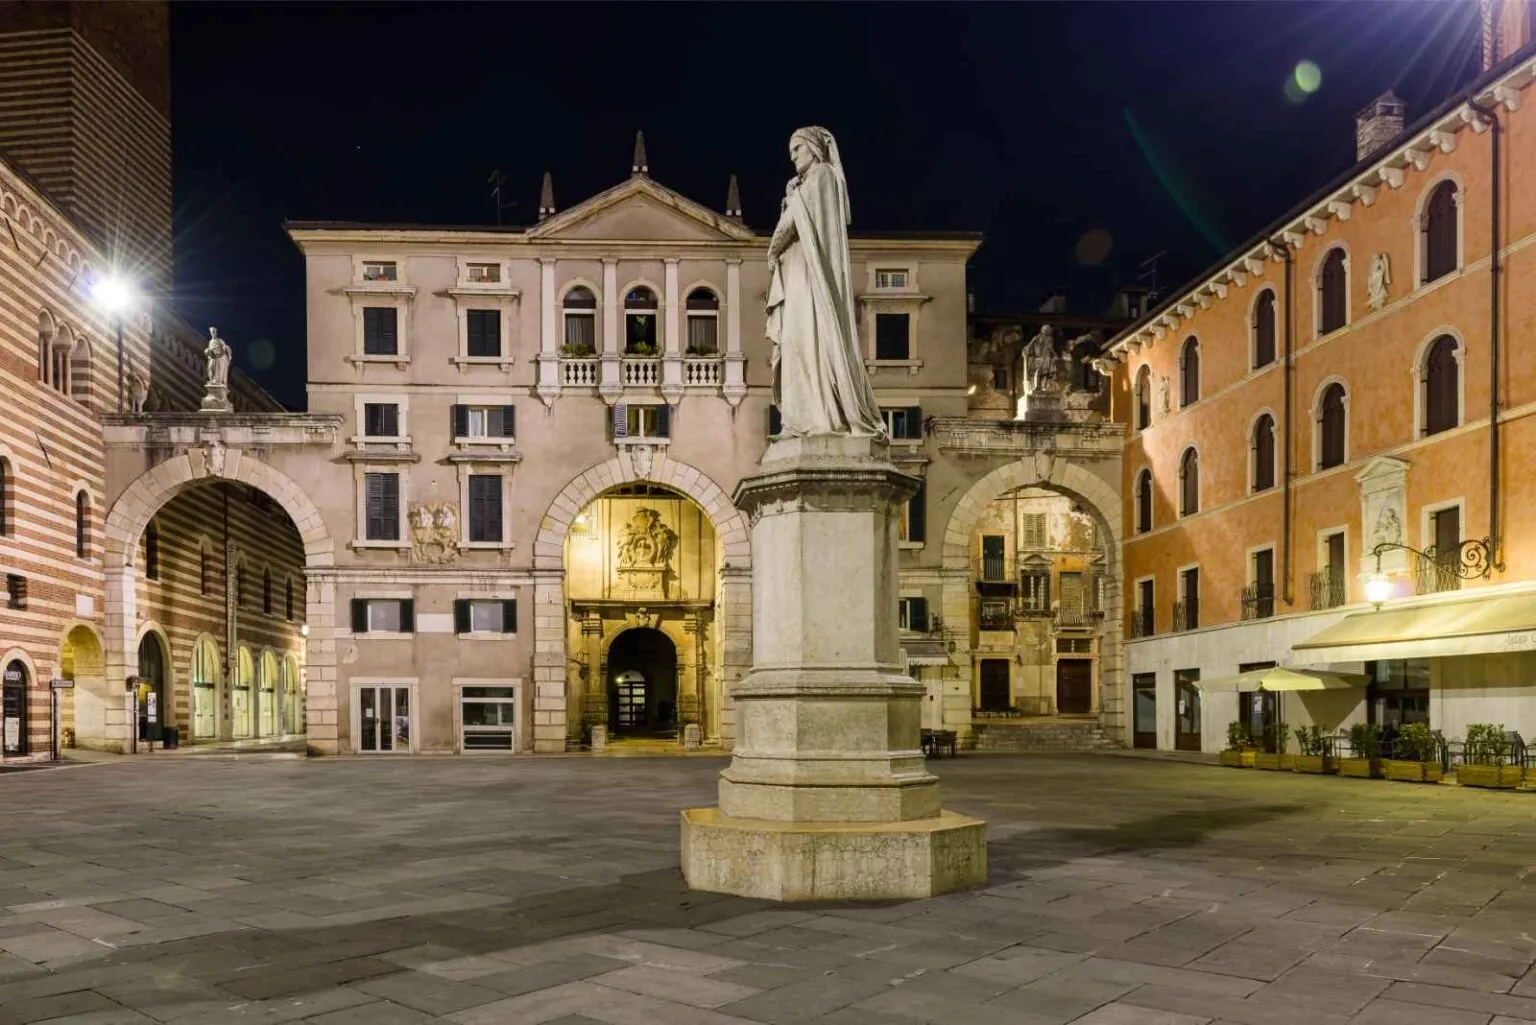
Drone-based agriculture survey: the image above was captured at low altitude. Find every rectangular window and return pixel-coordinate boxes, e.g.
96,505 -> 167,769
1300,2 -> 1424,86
467,475 -> 503,544
1245,549 -> 1275,619
1422,506 -> 1463,594
362,307 -> 399,355
144,524 -> 159,581
875,268 -> 909,290
1178,567 -> 1200,631
5,573 -> 24,610
452,404 -> 516,440
364,472 -> 401,541
980,535 -> 1005,581
465,263 -> 500,284
875,313 -> 911,361
351,597 -> 414,634
898,596 -> 929,633
902,478 -> 926,544
1021,571 -> 1050,612
881,406 -> 923,440
564,311 -> 596,351
460,685 -> 517,751
1134,578 -> 1155,637
1020,513 -> 1047,550
979,599 -> 1012,631
466,309 -> 501,358
363,403 -> 399,438
992,365 -> 1008,391
362,261 -> 397,282
454,599 -> 518,634
686,315 -> 718,354
614,404 -> 671,440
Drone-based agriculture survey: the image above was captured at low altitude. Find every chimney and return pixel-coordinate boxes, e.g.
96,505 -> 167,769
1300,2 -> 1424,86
724,174 -> 742,219
1355,92 -> 1405,162
538,171 -> 555,220
631,131 -> 648,176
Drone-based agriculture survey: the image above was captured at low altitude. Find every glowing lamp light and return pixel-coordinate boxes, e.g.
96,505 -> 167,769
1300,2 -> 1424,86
967,384 -> 978,396
1365,573 -> 1393,608
574,512 -> 589,527
92,275 -> 137,314
300,623 -> 310,638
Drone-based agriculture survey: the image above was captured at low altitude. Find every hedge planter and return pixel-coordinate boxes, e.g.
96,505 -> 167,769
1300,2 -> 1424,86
1384,759 -> 1444,784
1339,757 -> 1384,779
1254,754 -> 1298,771
1457,764 -> 1523,789
1220,750 -> 1257,768
1294,754 -> 1339,775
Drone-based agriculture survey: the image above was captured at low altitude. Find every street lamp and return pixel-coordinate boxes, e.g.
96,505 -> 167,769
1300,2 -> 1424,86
91,275 -> 136,412
1365,538 -> 1497,609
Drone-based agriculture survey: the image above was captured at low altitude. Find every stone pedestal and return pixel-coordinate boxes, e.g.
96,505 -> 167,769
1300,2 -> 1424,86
200,384 -> 230,413
681,436 -> 986,901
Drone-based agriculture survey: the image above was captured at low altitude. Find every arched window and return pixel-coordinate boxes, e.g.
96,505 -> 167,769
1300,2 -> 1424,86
1318,248 -> 1348,335
262,569 -> 273,615
624,287 -> 659,354
68,336 -> 92,406
1178,448 -> 1199,517
1179,337 -> 1200,407
36,311 -> 53,385
1134,365 -> 1152,430
1423,334 -> 1460,435
192,638 -> 219,685
685,288 -> 719,355
1252,414 -> 1276,492
191,637 -> 220,740
49,326 -> 74,396
75,490 -> 89,558
560,286 -> 596,354
1318,383 -> 1348,469
1252,290 -> 1277,369
1422,180 -> 1459,283
144,519 -> 160,580
0,456 -> 10,537
1135,469 -> 1153,534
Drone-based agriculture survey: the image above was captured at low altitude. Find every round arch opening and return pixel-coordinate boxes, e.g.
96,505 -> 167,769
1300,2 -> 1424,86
606,628 -> 679,737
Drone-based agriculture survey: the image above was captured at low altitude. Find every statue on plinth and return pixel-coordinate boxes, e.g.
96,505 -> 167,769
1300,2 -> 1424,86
1023,324 -> 1063,395
766,126 -> 885,439
200,327 -> 233,412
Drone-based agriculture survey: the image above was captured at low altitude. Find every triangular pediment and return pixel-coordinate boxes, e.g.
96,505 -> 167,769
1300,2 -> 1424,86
526,176 -> 758,243
1354,455 -> 1412,485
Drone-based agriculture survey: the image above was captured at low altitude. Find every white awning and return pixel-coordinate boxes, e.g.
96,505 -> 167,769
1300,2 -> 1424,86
1292,591 -> 1536,664
1196,666 -> 1366,693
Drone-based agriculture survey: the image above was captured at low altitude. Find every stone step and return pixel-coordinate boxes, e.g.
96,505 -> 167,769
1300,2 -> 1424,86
970,721 -> 1121,752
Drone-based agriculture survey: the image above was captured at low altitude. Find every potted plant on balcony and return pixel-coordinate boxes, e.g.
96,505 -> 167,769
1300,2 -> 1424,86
1220,721 -> 1257,768
1254,722 -> 1292,770
1294,725 -> 1339,774
1339,723 -> 1384,778
1384,721 -> 1443,783
1458,723 -> 1522,789
559,341 -> 595,357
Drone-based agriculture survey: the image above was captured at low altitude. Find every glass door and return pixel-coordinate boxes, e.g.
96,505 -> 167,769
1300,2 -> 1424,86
1174,669 -> 1201,751
358,685 -> 411,753
259,653 -> 277,738
615,672 -> 646,730
1132,673 -> 1157,749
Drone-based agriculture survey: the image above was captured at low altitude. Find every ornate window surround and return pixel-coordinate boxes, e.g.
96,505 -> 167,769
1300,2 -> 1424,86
443,256 -> 520,372
859,288 -> 930,375
351,464 -> 410,551
350,392 -> 412,453
343,254 -> 415,369
1412,171 -> 1465,288
1411,325 -> 1466,437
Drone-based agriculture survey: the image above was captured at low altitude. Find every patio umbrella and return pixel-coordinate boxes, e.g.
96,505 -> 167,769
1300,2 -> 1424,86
1194,666 -> 1365,693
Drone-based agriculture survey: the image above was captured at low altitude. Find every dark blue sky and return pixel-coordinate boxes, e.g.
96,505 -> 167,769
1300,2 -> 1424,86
168,1 -> 1482,408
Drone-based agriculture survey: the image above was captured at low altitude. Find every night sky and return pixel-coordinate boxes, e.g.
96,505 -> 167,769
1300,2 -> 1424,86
168,2 -> 1482,409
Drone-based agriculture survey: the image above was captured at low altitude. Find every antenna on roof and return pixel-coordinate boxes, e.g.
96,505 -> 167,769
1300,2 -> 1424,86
1137,251 -> 1165,300
487,169 -> 517,226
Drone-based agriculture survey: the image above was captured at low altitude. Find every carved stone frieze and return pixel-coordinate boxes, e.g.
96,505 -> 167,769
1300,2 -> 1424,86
409,502 -> 461,564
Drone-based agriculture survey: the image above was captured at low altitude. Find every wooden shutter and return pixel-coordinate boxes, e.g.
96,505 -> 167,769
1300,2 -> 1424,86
451,404 -> 468,439
1424,182 -> 1457,282
613,403 -> 629,439
1253,292 -> 1276,368
907,478 -> 926,543
365,473 -> 399,540
653,404 -> 671,438
502,599 -> 518,634
1137,471 -> 1151,532
351,598 -> 368,634
1320,250 -> 1346,334
453,599 -> 470,634
500,405 -> 516,438
469,476 -> 501,543
399,599 -> 415,633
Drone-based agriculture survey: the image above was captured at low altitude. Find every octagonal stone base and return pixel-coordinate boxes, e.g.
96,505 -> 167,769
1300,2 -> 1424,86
680,807 -> 987,902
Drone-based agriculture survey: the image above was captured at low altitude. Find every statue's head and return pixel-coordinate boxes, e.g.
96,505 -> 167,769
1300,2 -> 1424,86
789,126 -> 836,175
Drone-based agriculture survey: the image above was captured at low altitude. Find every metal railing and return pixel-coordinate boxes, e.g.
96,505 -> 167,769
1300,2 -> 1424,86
1415,549 -> 1464,595
980,554 -> 1007,582
1240,584 -> 1275,620
1309,570 -> 1345,610
1172,598 -> 1199,632
1054,607 -> 1103,629
1131,606 -> 1155,638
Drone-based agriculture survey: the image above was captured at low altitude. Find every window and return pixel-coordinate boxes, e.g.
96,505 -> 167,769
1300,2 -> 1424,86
1134,365 -> 1151,430
875,268 -> 909,290
364,472 -> 401,541
898,596 -> 929,632
992,364 -> 1009,391
1318,383 -> 1347,469
351,597 -> 414,634
262,569 -> 272,614
1318,248 -> 1348,335
1423,505 -> 1462,594
875,313 -> 911,361
454,599 -> 518,634
562,286 -> 597,353
452,404 -> 516,441
286,578 -> 295,621
1135,469 -> 1152,534
6,573 -> 24,610
465,310 -> 501,358
144,519 -> 160,580
613,403 -> 670,440
465,262 -> 500,284
1134,578 -> 1155,638
1312,531 -> 1346,609
685,288 -> 719,355
980,535 -> 1006,581
624,287 -> 659,354
979,600 -> 1012,632
1021,569 -> 1050,612
362,307 -> 399,356
75,490 -> 89,558
1252,414 -> 1276,492
1179,337 -> 1200,407
1178,448 -> 1199,517
1252,290 -> 1277,369
1020,513 -> 1046,550
460,685 -> 518,751
361,261 -> 397,282
1423,334 -> 1459,436
363,403 -> 399,438
902,478 -> 926,544
0,457 -> 9,537
881,406 -> 923,440
1176,567 -> 1200,631
1422,180 -> 1459,283
467,475 -> 503,544
1244,549 -> 1275,620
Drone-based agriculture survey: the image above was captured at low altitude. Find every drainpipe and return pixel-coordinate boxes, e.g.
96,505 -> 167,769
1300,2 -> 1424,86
1268,237 -> 1296,606
1467,97 -> 1505,570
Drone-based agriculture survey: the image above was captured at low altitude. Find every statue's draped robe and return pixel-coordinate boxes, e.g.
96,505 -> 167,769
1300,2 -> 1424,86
766,163 -> 885,438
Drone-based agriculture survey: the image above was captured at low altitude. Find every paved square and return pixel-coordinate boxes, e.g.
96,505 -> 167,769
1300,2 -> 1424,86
2,754 -> 1536,1023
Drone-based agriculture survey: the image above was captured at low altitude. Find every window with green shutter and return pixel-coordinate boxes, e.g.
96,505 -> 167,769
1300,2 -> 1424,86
468,475 -> 503,543
466,310 -> 501,358
362,307 -> 399,355
364,473 -> 400,541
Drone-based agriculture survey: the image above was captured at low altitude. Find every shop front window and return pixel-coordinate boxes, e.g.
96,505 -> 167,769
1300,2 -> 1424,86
1367,659 -> 1430,758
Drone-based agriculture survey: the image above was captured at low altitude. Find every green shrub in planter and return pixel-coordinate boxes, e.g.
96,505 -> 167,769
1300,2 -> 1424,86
1255,722 -> 1293,770
1220,721 -> 1257,767
1340,723 -> 1384,778
1460,723 -> 1522,789
1385,722 -> 1443,783
1294,725 -> 1339,774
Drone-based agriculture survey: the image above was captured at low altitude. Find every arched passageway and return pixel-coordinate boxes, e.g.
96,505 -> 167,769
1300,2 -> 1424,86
606,627 -> 679,737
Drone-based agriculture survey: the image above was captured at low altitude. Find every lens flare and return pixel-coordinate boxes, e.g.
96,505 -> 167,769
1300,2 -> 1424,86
249,337 -> 275,370
1294,60 -> 1322,94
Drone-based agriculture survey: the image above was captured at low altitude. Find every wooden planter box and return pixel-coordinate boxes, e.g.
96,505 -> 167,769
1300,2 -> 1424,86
1294,754 -> 1339,774
1339,757 -> 1384,778
1457,764 -> 1523,789
1254,753 -> 1297,771
1219,750 -> 1257,768
1384,759 -> 1444,783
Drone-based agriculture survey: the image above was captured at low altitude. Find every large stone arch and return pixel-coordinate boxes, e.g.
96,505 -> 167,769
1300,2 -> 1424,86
532,452 -> 752,753
98,453 -> 339,753
940,456 -> 1126,742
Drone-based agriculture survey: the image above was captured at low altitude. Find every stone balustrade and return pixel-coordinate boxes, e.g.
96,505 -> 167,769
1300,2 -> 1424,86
683,357 -> 722,387
560,357 -> 598,386
621,358 -> 661,387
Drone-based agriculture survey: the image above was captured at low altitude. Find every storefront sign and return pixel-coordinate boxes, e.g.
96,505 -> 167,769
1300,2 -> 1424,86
2,660 -> 25,756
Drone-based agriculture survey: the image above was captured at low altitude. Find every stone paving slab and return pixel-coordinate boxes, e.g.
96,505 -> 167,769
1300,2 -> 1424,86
3,756 -> 1536,1022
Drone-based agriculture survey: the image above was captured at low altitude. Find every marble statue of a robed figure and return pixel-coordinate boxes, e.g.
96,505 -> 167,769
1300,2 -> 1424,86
766,126 -> 885,439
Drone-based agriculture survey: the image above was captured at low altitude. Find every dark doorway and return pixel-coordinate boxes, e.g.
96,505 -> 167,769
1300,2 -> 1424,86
1174,669 -> 1201,751
1056,659 -> 1093,715
606,628 -> 678,737
2,659 -> 28,756
1132,672 -> 1156,749
137,634 -> 167,744
978,659 -> 1010,711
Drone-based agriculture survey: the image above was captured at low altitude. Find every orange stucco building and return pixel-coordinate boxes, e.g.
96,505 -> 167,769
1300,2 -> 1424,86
1101,7 -> 1536,754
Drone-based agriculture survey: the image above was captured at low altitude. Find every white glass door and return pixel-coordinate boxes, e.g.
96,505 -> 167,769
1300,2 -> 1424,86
358,685 -> 411,753
193,682 -> 217,739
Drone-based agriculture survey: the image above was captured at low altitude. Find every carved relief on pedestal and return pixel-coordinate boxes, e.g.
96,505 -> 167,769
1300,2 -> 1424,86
1356,456 -> 1411,575
409,502 -> 461,564
616,507 -> 677,597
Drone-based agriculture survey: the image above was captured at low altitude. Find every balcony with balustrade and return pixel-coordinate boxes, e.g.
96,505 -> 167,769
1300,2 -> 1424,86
1309,570 -> 1346,610
1240,584 -> 1275,621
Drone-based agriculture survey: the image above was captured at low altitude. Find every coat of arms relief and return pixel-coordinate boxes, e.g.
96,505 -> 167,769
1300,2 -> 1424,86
616,507 -> 677,597
410,502 -> 460,564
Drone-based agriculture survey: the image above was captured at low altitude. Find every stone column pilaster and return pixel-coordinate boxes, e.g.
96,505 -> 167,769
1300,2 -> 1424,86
723,260 -> 747,408
600,259 -> 622,402
536,257 -> 561,407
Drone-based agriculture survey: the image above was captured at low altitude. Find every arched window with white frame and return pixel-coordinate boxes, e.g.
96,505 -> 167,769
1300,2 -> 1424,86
624,286 -> 659,355
1178,447 -> 1199,517
1422,333 -> 1460,436
1421,179 -> 1460,284
1317,381 -> 1348,470
1251,413 -> 1276,492
1179,336 -> 1200,407
560,286 -> 597,354
684,287 -> 719,355
1252,289 -> 1277,369
1317,247 -> 1348,336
